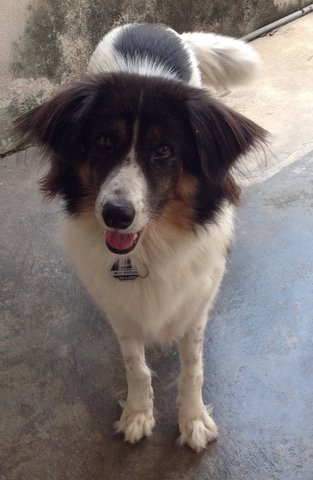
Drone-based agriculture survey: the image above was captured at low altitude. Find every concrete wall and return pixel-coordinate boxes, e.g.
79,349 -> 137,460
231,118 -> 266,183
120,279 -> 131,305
0,0 -> 310,155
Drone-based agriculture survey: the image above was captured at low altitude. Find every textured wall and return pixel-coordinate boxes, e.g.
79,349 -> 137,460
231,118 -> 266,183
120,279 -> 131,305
0,0 -> 310,154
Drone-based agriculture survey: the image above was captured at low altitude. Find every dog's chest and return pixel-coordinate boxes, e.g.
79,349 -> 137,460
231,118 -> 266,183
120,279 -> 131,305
62,215 -> 230,342
98,249 -> 220,341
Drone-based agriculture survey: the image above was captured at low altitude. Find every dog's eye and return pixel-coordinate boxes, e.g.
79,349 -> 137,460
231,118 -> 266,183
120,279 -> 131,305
152,144 -> 172,159
96,135 -> 114,151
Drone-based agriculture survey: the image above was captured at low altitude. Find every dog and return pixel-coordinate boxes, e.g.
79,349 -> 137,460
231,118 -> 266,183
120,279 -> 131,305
14,23 -> 266,452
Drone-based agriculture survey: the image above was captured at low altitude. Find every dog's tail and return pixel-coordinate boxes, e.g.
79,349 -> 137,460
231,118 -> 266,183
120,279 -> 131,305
181,32 -> 259,89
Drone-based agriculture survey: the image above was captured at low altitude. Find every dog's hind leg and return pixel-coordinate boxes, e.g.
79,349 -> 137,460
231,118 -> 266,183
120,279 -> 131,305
114,335 -> 155,443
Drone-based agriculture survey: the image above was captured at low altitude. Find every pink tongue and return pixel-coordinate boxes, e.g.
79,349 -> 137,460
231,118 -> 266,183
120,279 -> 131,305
106,231 -> 137,251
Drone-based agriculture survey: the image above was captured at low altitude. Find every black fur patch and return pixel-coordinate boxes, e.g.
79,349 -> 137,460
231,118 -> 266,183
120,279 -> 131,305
14,73 -> 267,224
114,24 -> 192,82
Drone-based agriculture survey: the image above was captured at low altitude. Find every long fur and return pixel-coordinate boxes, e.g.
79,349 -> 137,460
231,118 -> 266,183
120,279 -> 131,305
14,23 -> 266,452
181,31 -> 259,89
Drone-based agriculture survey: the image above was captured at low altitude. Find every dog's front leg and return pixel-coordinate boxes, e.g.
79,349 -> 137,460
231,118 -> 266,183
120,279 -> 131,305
114,335 -> 155,443
177,321 -> 218,452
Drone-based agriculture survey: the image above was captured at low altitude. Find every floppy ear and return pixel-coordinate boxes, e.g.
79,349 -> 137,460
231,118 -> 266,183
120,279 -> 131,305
13,78 -> 101,200
13,78 -> 99,158
188,91 -> 267,182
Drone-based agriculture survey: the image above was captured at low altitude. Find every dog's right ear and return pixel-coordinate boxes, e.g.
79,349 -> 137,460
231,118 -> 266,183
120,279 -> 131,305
13,78 -> 102,200
13,78 -> 100,157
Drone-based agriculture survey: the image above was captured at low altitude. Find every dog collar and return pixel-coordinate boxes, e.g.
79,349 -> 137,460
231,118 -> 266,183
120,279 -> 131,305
111,257 -> 148,281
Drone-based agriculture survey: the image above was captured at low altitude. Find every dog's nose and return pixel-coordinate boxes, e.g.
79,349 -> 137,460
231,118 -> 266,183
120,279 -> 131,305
102,201 -> 135,229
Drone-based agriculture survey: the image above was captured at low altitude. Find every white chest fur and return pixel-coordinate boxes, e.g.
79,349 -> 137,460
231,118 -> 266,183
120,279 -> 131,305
62,207 -> 234,345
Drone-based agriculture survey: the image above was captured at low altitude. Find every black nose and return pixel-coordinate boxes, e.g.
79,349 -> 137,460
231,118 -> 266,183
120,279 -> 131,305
102,201 -> 135,229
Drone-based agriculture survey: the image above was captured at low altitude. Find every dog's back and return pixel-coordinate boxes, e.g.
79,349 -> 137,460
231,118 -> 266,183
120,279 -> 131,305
88,23 -> 259,89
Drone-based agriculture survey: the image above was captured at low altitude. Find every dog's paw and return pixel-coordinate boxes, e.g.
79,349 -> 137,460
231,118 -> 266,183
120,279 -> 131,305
177,409 -> 218,452
115,406 -> 155,444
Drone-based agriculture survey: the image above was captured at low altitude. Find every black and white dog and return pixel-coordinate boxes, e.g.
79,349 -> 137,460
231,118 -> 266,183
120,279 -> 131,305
15,23 -> 266,451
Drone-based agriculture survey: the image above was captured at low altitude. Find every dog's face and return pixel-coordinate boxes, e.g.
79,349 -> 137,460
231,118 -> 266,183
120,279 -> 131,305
14,73 -> 266,254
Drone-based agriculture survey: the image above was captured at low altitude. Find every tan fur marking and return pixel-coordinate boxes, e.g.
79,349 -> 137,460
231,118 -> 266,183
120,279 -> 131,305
175,174 -> 197,200
75,164 -> 97,213
77,195 -> 97,213
157,174 -> 197,232
78,164 -> 93,187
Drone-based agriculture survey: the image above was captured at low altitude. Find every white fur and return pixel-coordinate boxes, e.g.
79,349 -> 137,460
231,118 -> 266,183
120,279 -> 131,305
62,205 -> 234,449
95,159 -> 148,233
88,25 -> 182,81
88,24 -> 258,90
63,206 -> 234,343
181,31 -> 259,89
62,23 -> 256,451
95,122 -> 149,233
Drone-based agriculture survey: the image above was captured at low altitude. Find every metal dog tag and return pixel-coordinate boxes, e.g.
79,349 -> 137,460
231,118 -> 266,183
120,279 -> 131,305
111,257 -> 148,281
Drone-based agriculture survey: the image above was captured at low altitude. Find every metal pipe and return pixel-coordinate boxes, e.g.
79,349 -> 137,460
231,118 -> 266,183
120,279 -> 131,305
242,4 -> 313,42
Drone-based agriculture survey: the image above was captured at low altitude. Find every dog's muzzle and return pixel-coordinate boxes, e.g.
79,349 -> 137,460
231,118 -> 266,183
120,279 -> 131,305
101,201 -> 140,255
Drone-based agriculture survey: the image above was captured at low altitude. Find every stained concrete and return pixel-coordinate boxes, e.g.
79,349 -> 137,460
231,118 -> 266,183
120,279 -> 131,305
1,1 -> 313,154
1,145 -> 313,479
222,13 -> 313,185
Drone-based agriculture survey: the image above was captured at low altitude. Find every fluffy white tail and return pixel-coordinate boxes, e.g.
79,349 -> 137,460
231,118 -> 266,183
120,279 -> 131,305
181,32 -> 259,89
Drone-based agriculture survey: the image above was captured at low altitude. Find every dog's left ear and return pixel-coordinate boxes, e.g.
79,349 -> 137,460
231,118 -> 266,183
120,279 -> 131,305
188,91 -> 267,182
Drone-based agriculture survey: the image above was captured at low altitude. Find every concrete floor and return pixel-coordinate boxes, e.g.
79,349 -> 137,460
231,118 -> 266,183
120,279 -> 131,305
225,13 -> 313,184
1,14 -> 313,480
1,147 -> 313,480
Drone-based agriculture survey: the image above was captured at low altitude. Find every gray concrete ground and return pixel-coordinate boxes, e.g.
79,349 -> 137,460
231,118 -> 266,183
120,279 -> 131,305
225,13 -> 313,184
1,14 -> 313,480
1,146 -> 313,480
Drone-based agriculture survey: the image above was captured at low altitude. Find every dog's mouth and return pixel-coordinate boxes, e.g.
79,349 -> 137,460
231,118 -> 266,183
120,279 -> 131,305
105,230 -> 141,255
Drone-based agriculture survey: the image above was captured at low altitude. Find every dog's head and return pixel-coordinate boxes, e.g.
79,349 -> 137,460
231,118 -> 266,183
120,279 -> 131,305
14,73 -> 266,254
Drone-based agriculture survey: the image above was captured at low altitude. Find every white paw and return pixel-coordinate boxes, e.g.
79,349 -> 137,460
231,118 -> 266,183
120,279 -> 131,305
115,406 -> 155,444
178,408 -> 218,452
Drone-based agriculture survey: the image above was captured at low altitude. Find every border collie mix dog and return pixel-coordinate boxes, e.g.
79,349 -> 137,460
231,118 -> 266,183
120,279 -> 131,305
15,23 -> 266,452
